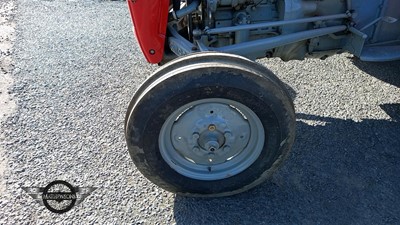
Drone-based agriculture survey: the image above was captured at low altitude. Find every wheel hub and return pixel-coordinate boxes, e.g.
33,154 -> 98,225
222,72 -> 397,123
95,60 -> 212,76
159,98 -> 265,180
170,102 -> 252,165
198,129 -> 225,152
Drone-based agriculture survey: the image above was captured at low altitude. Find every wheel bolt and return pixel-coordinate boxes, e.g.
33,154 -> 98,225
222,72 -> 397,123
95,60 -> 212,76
223,145 -> 231,152
224,132 -> 232,138
192,133 -> 199,139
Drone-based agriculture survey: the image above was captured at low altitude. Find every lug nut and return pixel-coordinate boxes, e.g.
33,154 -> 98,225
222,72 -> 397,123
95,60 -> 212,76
223,145 -> 231,152
224,132 -> 232,138
192,133 -> 199,139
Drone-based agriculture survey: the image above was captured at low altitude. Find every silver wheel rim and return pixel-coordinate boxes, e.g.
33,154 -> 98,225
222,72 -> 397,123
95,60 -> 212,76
159,98 -> 265,181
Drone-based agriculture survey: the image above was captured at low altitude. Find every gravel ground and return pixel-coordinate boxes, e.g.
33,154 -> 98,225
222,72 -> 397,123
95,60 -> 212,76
0,0 -> 399,224
0,0 -> 17,200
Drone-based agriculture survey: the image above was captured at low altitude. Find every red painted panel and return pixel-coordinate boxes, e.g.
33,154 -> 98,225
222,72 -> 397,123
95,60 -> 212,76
127,0 -> 169,64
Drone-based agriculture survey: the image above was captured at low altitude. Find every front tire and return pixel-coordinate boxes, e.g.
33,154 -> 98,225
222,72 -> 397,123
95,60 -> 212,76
125,52 -> 295,197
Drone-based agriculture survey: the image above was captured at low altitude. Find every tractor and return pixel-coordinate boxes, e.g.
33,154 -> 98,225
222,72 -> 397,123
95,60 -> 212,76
125,0 -> 400,196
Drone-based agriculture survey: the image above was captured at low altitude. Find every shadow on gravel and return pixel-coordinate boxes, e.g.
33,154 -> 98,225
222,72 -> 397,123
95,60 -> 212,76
351,58 -> 400,88
173,111 -> 400,224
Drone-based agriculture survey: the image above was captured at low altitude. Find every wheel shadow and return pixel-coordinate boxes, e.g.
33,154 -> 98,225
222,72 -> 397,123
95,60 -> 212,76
351,58 -> 400,88
173,109 -> 400,224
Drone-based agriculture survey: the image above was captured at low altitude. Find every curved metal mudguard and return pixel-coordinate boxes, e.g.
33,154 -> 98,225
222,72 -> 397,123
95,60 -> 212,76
127,0 -> 169,64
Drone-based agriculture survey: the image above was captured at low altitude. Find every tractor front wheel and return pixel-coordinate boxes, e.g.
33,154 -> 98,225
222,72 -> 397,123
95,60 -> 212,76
125,52 -> 295,197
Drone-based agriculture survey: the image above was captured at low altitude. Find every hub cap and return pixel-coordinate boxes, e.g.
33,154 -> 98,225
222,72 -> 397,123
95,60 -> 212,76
159,98 -> 265,180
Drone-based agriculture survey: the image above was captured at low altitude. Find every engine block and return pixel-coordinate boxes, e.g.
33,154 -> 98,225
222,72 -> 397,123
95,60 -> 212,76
163,0 -> 400,63
200,0 -> 348,60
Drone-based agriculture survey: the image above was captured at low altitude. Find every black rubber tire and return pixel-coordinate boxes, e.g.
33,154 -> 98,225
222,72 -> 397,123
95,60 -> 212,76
125,52 -> 295,197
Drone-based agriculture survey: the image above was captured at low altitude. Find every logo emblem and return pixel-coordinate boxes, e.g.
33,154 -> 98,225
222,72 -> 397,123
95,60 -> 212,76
22,180 -> 97,214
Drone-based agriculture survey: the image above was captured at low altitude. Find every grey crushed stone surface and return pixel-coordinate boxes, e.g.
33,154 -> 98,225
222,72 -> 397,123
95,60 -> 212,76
0,0 -> 399,224
0,0 -> 16,207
